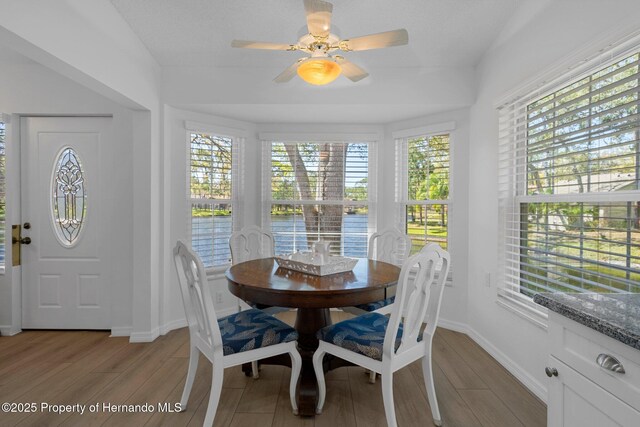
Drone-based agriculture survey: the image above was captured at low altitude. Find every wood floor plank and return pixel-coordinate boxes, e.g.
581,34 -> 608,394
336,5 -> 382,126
391,366 -> 437,427
438,328 -> 546,427
101,356 -> 187,426
272,369 -> 315,427
15,372 -> 119,427
0,330 -> 48,352
432,333 -> 488,390
314,380 -> 356,427
60,330 -> 189,427
347,366 -> 386,427
0,332 -> 52,360
187,387 -> 244,427
8,331 -> 132,411
459,389 -> 525,427
234,366 -> 284,413
0,361 -> 65,391
0,362 -> 72,404
50,331 -> 110,363
229,412 -> 275,427
145,358 -> 213,427
221,365 -> 253,389
91,340 -> 151,373
407,360 -> 482,427
0,332 -> 83,376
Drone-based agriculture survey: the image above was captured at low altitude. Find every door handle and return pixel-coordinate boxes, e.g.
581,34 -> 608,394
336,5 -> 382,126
13,236 -> 31,244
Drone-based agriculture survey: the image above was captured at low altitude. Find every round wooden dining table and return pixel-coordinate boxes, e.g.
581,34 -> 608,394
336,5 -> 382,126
226,257 -> 401,417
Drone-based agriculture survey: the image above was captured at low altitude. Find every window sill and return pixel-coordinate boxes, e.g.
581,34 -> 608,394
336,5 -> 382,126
496,289 -> 548,330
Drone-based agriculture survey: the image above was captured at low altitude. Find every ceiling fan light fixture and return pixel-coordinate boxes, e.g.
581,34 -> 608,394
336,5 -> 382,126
297,58 -> 341,85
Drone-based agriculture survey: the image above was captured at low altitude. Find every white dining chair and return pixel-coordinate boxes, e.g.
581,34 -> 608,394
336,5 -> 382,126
341,228 -> 412,316
229,225 -> 275,265
174,240 -> 302,427
313,245 -> 450,427
229,225 -> 291,378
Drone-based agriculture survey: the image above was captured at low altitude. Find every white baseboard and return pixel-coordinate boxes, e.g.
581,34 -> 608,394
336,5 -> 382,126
110,326 -> 133,337
129,327 -> 160,343
0,325 -> 21,336
155,307 -> 238,338
466,326 -> 547,403
159,318 -> 188,335
436,318 -> 469,334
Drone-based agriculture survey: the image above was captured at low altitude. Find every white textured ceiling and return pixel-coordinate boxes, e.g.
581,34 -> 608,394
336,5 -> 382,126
109,0 -> 522,69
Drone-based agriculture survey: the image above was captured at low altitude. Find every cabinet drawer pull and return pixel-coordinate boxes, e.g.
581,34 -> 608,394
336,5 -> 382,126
596,353 -> 625,374
545,367 -> 558,377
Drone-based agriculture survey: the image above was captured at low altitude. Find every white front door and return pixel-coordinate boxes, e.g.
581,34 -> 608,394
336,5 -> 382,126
21,117 -> 111,329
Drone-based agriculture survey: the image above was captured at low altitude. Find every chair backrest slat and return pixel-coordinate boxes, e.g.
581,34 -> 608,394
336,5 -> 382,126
174,240 -> 223,354
368,228 -> 412,266
383,244 -> 450,359
229,225 -> 275,265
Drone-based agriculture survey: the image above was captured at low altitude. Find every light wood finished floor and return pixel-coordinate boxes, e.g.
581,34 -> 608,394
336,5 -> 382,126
0,311 -> 546,427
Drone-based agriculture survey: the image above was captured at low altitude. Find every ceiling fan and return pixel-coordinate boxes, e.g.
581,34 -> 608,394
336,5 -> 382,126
231,0 -> 409,85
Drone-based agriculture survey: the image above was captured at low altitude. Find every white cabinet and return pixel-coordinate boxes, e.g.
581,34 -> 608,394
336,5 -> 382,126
548,356 -> 639,427
546,312 -> 640,427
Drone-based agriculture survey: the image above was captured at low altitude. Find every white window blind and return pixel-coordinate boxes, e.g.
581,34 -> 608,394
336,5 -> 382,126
189,131 -> 242,268
263,141 -> 375,257
395,133 -> 451,255
498,51 -> 640,301
0,120 -> 5,268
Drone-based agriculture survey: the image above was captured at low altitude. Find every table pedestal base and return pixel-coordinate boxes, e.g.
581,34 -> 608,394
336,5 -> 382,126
294,307 -> 331,416
241,307 -> 353,417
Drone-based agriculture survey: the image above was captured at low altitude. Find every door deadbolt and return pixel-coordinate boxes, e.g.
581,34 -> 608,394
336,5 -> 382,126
23,222 -> 31,229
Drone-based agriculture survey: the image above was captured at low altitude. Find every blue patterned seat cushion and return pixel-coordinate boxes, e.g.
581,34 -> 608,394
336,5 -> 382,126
316,312 -> 422,361
355,296 -> 395,312
218,309 -> 298,356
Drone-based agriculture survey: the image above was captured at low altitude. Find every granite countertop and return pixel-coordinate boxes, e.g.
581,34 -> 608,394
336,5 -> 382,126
534,292 -> 640,351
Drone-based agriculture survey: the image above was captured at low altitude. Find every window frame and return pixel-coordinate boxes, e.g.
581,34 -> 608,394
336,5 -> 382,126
186,126 -> 243,272
261,137 -> 378,257
394,123 -> 454,281
497,39 -> 640,324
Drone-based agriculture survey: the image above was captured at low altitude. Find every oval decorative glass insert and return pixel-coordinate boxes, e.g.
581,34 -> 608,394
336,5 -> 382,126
52,147 -> 86,246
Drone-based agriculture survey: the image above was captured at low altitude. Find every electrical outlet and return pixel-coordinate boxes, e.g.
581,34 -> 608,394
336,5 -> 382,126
484,272 -> 491,288
215,292 -> 223,304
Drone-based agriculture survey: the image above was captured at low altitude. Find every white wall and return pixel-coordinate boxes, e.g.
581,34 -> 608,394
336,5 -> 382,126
0,60 -> 134,334
467,0 -> 640,401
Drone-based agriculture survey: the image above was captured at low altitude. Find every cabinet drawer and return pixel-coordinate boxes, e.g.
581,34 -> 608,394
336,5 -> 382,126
549,312 -> 640,410
548,356 -> 640,427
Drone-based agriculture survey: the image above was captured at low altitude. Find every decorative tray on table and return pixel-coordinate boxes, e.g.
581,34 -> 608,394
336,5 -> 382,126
274,252 -> 358,276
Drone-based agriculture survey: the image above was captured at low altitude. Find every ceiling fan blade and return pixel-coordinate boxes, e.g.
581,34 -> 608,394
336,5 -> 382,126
341,29 -> 408,51
274,61 -> 302,83
231,40 -> 294,50
335,57 -> 369,82
304,0 -> 333,38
